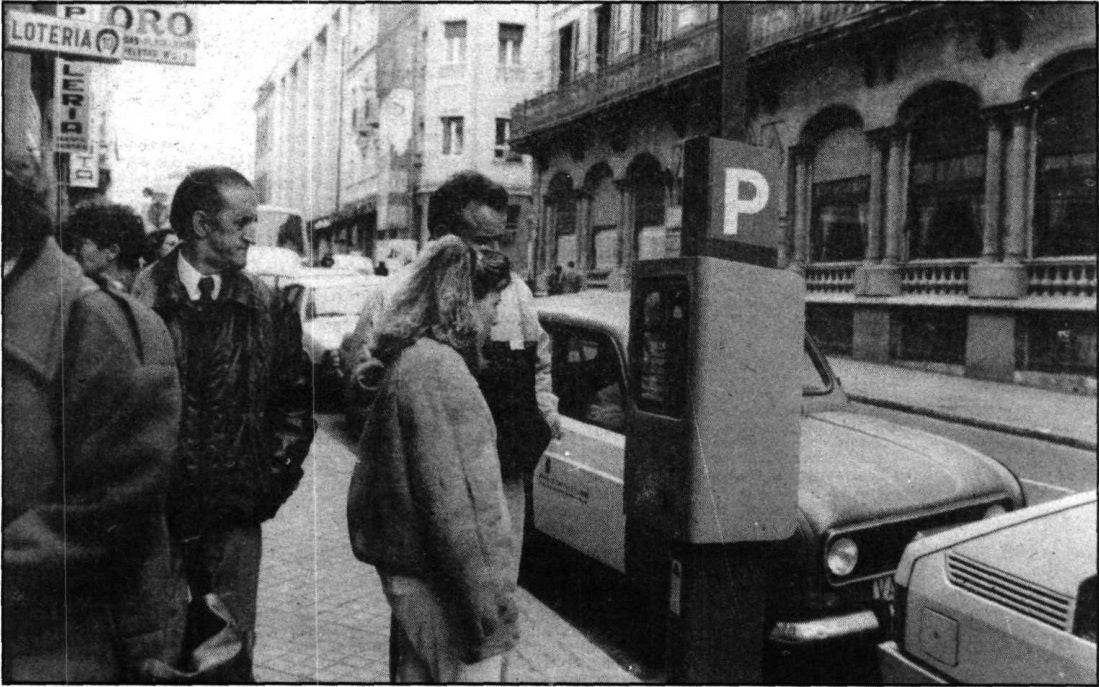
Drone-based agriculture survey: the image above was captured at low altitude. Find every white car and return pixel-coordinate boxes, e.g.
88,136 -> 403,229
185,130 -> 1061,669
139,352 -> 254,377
281,269 -> 387,403
879,490 -> 1097,684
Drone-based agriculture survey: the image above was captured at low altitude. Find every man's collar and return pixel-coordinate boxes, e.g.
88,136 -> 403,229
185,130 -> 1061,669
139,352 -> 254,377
148,247 -> 261,310
177,251 -> 222,301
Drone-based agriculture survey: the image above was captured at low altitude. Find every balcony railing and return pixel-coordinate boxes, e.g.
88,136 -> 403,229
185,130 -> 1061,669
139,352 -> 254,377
902,259 -> 970,296
748,2 -> 900,55
1028,257 -> 1098,298
512,20 -> 719,140
805,262 -> 857,294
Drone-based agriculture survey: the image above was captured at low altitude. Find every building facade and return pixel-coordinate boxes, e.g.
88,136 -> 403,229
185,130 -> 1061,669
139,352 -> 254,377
255,4 -> 544,274
512,2 -> 1096,392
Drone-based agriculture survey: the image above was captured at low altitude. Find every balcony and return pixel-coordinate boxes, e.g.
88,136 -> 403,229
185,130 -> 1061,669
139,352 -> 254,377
512,20 -> 719,142
748,2 -> 922,58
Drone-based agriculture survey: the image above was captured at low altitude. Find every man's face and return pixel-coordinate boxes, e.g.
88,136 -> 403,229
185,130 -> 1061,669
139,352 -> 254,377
459,203 -> 505,250
198,184 -> 257,271
76,237 -> 114,277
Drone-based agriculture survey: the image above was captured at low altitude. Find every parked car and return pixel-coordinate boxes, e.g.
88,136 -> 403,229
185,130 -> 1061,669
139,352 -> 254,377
281,269 -> 386,405
878,489 -> 1096,684
528,291 -> 1025,680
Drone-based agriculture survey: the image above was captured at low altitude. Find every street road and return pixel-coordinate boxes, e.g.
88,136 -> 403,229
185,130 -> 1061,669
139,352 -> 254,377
254,408 -> 1094,683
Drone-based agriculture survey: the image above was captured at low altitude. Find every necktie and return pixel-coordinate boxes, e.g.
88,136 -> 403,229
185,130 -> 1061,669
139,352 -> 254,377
198,276 -> 215,304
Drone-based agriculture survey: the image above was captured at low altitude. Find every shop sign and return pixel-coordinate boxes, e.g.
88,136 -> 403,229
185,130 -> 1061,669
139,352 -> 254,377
69,149 -> 100,188
3,9 -> 123,62
101,4 -> 197,66
54,59 -> 94,153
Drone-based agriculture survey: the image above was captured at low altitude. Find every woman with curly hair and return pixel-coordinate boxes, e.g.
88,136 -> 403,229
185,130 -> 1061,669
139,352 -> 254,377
347,235 -> 518,683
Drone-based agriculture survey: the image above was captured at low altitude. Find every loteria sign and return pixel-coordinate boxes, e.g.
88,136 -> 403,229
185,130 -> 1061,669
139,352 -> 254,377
3,9 -> 122,62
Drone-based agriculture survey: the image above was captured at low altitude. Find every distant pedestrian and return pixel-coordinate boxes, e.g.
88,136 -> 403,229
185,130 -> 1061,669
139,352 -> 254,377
562,260 -> 586,293
66,201 -> 147,292
348,236 -> 519,682
142,227 -> 181,266
374,259 -> 389,276
547,264 -> 564,295
3,171 -> 185,682
132,166 -> 315,681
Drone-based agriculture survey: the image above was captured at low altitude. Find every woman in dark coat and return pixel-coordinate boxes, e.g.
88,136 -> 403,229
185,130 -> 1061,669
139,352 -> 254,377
347,235 -> 517,682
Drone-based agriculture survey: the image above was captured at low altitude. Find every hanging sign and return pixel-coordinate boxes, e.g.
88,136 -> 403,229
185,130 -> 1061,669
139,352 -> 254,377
69,149 -> 100,188
101,4 -> 198,66
3,9 -> 122,62
54,59 -> 94,153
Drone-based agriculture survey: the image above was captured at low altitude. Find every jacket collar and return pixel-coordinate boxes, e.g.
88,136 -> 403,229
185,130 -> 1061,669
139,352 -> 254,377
146,247 -> 262,311
2,238 -> 92,381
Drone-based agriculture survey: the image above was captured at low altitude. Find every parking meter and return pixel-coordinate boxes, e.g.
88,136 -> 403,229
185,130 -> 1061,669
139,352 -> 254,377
625,137 -> 803,681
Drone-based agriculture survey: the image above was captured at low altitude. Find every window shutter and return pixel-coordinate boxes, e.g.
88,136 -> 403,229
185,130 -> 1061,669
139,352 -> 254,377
613,4 -> 632,56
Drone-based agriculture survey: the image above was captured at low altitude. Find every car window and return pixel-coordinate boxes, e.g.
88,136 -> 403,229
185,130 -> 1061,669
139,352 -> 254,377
547,325 -> 625,433
306,284 -> 373,319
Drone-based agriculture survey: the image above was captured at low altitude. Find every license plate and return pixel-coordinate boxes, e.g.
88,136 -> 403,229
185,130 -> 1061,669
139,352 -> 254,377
873,576 -> 896,603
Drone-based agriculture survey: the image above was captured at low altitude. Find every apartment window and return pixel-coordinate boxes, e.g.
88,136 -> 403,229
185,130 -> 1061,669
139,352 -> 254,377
498,23 -> 523,67
444,21 -> 466,63
594,4 -> 611,72
442,117 -> 464,155
640,3 -> 661,52
495,118 -> 519,161
810,126 -> 870,262
558,22 -> 576,86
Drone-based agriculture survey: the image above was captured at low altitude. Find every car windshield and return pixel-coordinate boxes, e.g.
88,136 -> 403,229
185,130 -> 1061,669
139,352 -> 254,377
307,284 -> 372,319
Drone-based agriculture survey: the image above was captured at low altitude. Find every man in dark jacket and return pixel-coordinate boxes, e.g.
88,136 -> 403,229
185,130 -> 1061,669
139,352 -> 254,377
2,172 -> 186,681
132,166 -> 315,680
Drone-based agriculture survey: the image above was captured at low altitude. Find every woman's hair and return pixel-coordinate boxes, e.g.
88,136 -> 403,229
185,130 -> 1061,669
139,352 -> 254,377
142,228 -> 177,264
372,235 -> 511,365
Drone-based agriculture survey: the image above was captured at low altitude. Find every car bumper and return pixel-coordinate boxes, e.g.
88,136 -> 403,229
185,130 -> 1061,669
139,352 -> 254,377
876,641 -> 948,684
768,609 -> 880,647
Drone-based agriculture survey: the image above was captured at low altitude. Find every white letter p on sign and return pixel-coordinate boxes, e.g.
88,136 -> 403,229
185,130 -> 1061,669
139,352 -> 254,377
723,168 -> 769,236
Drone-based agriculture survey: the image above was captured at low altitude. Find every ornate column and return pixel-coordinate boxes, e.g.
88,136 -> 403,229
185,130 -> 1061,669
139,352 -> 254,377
969,101 -> 1030,299
788,145 -> 812,273
979,107 -> 1006,262
608,178 -> 633,291
883,128 -> 906,264
855,127 -> 902,296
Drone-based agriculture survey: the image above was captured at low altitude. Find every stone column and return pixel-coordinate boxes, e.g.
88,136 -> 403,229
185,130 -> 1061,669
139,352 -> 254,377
855,127 -> 902,296
576,193 -> 592,269
789,145 -> 812,272
883,128 -> 906,264
609,179 -> 633,291
1002,102 -> 1032,264
979,108 -> 1006,262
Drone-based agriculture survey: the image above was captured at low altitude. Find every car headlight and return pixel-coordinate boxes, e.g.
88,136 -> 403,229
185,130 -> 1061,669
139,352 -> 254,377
982,503 -> 1007,520
826,537 -> 859,577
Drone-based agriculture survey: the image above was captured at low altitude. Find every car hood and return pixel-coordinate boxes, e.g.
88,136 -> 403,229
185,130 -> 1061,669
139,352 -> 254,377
797,411 -> 1018,533
953,499 -> 1096,597
304,316 -> 357,356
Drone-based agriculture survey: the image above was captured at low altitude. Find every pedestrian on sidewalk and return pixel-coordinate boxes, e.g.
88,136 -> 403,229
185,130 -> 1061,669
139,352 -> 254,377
547,264 -> 564,295
561,260 -> 585,293
2,171 -> 186,682
132,166 -> 315,682
347,236 -> 519,683
347,171 -> 560,564
66,201 -> 147,292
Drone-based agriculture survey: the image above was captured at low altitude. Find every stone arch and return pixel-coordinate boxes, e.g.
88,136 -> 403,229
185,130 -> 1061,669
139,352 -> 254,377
583,161 -> 619,270
1023,48 -> 1097,99
798,104 -> 865,147
896,81 -> 982,129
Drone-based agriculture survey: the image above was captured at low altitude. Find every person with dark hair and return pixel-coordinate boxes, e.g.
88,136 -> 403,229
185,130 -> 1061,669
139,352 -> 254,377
3,171 -> 185,681
66,202 -> 147,292
142,228 -> 181,266
348,235 -> 518,682
132,166 -> 315,680
347,171 -> 560,569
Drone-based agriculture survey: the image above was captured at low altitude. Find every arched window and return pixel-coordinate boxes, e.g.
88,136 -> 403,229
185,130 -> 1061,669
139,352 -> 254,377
627,154 -> 667,261
905,92 -> 986,260
1033,68 -> 1097,257
547,173 -> 577,267
811,126 -> 870,262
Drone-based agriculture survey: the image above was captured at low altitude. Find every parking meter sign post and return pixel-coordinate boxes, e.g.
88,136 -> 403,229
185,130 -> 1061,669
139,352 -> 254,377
626,136 -> 801,682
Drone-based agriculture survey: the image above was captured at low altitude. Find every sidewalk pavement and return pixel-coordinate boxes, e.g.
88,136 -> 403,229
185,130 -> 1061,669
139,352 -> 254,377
253,418 -> 639,683
828,356 -> 1098,452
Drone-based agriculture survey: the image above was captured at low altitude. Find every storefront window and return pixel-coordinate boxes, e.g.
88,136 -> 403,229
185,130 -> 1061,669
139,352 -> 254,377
906,101 -> 985,260
1033,69 -> 1097,257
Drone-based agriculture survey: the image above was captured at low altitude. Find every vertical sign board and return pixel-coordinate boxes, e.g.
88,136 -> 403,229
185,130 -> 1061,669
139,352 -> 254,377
54,59 -> 93,153
101,4 -> 198,66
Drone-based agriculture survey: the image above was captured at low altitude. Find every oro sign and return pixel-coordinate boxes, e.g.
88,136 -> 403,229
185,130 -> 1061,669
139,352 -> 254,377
102,4 -> 197,66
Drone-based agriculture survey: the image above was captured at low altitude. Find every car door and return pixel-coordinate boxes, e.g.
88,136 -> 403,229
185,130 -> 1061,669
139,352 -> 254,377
532,322 -> 627,573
